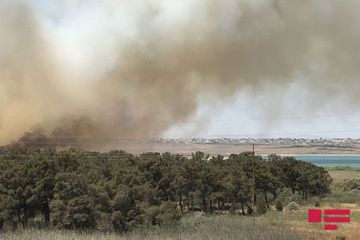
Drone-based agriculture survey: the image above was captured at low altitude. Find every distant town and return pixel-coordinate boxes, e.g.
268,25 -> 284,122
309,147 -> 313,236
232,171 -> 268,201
144,138 -> 360,155
150,137 -> 360,146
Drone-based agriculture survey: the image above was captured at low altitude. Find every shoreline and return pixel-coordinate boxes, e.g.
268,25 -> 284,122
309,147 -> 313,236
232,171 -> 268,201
261,153 -> 360,156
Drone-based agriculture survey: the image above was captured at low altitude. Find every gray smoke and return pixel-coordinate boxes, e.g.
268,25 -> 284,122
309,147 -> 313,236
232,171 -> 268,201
1,0 -> 360,145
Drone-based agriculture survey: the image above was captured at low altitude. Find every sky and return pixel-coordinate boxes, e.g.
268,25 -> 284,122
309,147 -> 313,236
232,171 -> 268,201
165,89 -> 360,139
9,0 -> 360,139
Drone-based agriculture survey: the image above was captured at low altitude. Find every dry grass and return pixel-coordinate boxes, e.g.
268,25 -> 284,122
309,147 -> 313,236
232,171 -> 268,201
92,142 -> 360,156
0,213 -> 323,240
328,170 -> 360,183
1,206 -> 358,240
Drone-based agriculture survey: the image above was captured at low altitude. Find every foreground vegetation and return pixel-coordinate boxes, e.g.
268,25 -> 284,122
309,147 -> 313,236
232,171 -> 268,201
0,145 -> 332,232
2,208 -> 359,240
0,213 -> 323,240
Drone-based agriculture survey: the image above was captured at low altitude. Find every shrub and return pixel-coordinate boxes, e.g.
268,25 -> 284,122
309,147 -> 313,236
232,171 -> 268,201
256,197 -> 267,215
287,201 -> 300,211
275,188 -> 303,205
275,201 -> 283,211
144,202 -> 181,226
288,193 -> 303,204
313,197 -> 320,207
111,211 -> 128,232
336,179 -> 360,192
229,203 -> 236,215
275,188 -> 292,204
336,235 -> 346,240
157,202 -> 182,225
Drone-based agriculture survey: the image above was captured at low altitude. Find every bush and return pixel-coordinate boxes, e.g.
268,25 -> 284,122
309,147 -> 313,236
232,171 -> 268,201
275,188 -> 303,205
275,188 -> 292,204
275,201 -> 283,211
336,235 -> 346,240
288,193 -> 303,204
111,211 -> 128,232
313,197 -> 320,207
287,201 -> 300,211
256,197 -> 267,215
335,179 -> 360,192
144,202 -> 181,226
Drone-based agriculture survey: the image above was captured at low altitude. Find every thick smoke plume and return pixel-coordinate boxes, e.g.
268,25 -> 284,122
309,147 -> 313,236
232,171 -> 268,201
1,0 -> 360,145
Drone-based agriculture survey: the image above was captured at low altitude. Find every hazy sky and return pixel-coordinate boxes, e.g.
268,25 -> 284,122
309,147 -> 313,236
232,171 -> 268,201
20,0 -> 360,139
165,89 -> 360,139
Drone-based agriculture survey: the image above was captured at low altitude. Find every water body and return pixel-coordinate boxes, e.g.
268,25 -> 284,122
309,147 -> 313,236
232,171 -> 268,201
262,155 -> 360,168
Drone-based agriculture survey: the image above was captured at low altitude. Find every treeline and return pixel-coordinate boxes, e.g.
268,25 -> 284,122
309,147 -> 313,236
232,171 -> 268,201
0,146 -> 332,231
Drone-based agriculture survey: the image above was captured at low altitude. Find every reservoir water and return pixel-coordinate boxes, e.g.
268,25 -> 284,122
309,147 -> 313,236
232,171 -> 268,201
263,155 -> 360,168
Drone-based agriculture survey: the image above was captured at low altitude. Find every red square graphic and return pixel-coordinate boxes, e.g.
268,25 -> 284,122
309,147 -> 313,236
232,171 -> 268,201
324,209 -> 350,215
324,225 -> 337,230
308,209 -> 322,223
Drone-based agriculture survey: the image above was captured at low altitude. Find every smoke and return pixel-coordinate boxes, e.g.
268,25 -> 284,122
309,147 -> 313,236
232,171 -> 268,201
0,0 -> 74,145
1,0 -> 360,145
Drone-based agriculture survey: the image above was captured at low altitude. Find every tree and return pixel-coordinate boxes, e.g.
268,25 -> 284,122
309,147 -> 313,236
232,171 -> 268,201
0,146 -> 333,231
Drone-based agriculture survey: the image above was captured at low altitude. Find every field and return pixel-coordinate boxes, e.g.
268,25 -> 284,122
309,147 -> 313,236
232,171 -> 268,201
94,142 -> 360,156
328,169 -> 360,183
